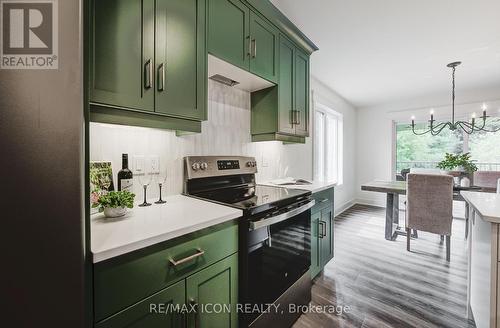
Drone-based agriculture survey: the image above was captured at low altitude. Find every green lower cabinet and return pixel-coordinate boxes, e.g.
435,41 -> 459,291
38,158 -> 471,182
310,211 -> 322,278
310,189 -> 335,279
186,253 -> 238,328
320,207 -> 334,268
96,280 -> 186,328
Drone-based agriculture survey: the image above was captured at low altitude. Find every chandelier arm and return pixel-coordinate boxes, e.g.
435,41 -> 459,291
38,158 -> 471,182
435,122 -> 452,135
457,121 -> 473,134
411,124 -> 432,135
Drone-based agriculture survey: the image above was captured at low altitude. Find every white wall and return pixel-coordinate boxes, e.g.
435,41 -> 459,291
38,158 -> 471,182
90,80 -> 312,200
311,77 -> 358,214
90,78 -> 359,214
356,99 -> 500,206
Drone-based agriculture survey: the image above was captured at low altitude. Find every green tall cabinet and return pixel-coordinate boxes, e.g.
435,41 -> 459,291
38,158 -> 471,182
89,0 -> 206,132
251,34 -> 310,143
208,0 -> 278,83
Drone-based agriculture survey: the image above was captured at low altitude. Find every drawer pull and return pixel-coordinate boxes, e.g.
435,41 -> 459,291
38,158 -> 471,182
319,198 -> 329,203
169,248 -> 205,266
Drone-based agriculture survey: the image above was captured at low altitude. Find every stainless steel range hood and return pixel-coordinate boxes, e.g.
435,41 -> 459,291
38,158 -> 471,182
208,54 -> 275,92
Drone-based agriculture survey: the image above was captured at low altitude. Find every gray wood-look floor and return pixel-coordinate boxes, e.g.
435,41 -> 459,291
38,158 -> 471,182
294,204 -> 476,328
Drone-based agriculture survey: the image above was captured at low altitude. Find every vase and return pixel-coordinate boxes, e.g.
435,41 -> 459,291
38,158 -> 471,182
103,207 -> 127,218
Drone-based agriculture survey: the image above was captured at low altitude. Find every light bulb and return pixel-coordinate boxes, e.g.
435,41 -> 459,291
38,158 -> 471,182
430,109 -> 434,115
471,112 -> 476,118
481,103 -> 487,111
411,115 -> 415,120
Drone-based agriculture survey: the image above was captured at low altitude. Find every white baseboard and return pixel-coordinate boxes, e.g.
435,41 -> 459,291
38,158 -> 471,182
334,200 -> 355,216
354,197 -> 385,208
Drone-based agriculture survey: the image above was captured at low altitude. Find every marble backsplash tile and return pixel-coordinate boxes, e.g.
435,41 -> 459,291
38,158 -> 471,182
90,80 -> 311,199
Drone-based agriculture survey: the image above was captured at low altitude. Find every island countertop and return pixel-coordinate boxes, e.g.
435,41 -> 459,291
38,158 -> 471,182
91,195 -> 243,263
461,191 -> 500,224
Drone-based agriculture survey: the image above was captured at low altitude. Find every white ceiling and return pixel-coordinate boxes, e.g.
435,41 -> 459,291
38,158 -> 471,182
270,0 -> 500,109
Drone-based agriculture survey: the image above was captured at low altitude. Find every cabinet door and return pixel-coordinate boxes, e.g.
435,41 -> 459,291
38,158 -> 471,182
294,48 -> 310,136
208,0 -> 250,70
320,208 -> 334,267
96,280 -> 185,328
310,211 -> 322,278
278,36 -> 295,135
91,0 -> 155,112
186,254 -> 238,328
249,12 -> 278,83
155,0 -> 206,120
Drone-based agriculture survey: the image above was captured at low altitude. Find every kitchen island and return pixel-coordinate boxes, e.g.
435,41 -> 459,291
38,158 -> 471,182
461,191 -> 500,328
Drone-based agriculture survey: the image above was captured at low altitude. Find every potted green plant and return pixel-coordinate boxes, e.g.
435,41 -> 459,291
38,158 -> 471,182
437,152 -> 478,177
92,190 -> 136,218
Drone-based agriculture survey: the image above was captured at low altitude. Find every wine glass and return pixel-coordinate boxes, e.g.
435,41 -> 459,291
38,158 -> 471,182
155,167 -> 167,204
138,166 -> 152,207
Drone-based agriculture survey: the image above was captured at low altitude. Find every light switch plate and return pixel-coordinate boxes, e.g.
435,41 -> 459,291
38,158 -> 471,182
150,156 -> 160,174
133,155 -> 145,175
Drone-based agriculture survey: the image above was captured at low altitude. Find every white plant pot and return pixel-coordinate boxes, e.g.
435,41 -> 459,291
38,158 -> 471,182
103,207 -> 127,218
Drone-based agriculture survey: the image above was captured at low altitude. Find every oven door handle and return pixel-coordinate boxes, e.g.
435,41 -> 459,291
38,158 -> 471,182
249,200 -> 315,231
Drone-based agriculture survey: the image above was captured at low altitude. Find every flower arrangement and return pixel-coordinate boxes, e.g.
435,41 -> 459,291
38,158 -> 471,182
92,190 -> 135,218
437,152 -> 478,173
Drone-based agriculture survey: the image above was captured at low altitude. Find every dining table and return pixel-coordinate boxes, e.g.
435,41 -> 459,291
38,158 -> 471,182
361,180 -> 487,241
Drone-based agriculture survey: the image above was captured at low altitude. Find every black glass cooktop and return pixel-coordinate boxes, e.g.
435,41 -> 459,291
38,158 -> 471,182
192,184 -> 310,212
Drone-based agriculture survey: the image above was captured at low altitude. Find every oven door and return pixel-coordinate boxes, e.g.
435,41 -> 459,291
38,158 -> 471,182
246,200 -> 313,310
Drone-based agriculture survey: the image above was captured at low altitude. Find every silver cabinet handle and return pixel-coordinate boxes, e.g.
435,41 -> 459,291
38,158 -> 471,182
157,63 -> 165,92
188,298 -> 199,328
295,110 -> 300,125
290,110 -> 294,125
169,248 -> 205,266
247,36 -> 252,57
251,38 -> 257,58
318,221 -> 324,238
249,200 -> 315,231
144,59 -> 152,89
319,198 -> 329,203
322,220 -> 327,236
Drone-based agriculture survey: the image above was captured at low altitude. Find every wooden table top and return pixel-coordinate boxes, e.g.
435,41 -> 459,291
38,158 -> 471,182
361,180 -> 406,194
361,180 -> 486,195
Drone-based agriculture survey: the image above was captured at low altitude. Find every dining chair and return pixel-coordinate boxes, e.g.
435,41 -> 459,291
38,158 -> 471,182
473,171 -> 500,192
406,173 -> 454,261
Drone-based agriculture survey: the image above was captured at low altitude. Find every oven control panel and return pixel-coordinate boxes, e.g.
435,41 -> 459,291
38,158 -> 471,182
185,156 -> 257,179
217,160 -> 240,170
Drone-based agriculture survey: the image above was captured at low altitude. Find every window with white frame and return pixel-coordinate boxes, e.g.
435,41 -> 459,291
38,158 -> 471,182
314,103 -> 343,184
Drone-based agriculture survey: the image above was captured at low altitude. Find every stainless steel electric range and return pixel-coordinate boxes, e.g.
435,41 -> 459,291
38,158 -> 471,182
184,156 -> 314,328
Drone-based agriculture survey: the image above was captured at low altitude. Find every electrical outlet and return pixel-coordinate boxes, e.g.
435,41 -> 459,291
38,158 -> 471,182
133,155 -> 145,175
150,156 -> 160,174
262,155 -> 269,167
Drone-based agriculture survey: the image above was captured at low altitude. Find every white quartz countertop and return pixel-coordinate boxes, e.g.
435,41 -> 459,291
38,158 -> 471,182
461,191 -> 500,224
91,195 -> 242,263
259,180 -> 336,193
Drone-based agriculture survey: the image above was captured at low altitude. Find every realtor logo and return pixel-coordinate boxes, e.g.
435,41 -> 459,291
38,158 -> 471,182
1,0 -> 58,69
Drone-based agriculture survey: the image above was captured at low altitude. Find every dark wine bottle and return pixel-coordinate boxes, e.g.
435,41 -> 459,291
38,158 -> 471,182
118,154 -> 133,191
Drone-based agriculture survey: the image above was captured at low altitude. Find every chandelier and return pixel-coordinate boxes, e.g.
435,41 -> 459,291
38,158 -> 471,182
411,62 -> 500,135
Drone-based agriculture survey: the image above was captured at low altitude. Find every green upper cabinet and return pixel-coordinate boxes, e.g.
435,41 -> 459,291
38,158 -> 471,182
186,253 -> 238,328
208,0 -> 250,70
251,34 -> 311,143
249,11 -> 278,83
89,0 -> 206,132
95,280 -> 186,328
155,0 -> 206,120
277,35 -> 295,135
294,48 -> 310,137
90,0 -> 155,112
